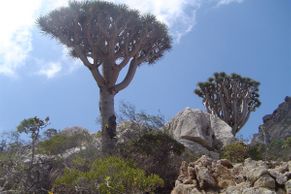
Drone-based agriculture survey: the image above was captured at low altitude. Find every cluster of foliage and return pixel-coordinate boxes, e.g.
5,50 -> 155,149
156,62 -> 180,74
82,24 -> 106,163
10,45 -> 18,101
221,141 -> 249,163
54,156 -> 164,194
221,136 -> 291,162
0,130 -> 63,193
118,131 -> 185,193
195,72 -> 260,135
0,117 -> 66,193
248,137 -> 291,161
17,117 -> 49,164
0,133 -> 27,192
115,102 -> 189,193
0,107 -> 186,193
38,129 -> 92,155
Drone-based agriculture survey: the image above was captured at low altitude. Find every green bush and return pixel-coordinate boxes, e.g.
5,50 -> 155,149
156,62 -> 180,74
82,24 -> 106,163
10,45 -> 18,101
247,137 -> 291,161
54,156 -> 164,194
38,130 -> 92,155
282,136 -> 291,149
221,141 -> 248,163
247,143 -> 265,160
118,131 -> 185,194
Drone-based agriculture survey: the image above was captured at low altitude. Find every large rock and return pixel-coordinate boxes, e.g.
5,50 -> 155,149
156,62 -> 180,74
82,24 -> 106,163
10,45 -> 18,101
166,108 -> 234,157
210,114 -> 234,147
225,184 -> 277,194
178,139 -> 219,159
253,174 -> 276,190
166,108 -> 215,148
252,96 -> 291,145
172,156 -> 291,194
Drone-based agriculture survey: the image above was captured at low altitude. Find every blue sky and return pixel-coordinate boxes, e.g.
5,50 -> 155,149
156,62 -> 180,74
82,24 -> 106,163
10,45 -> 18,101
0,0 -> 290,139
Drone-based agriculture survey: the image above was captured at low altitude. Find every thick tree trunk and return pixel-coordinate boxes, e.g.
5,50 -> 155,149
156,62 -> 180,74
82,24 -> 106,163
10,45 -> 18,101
100,88 -> 117,154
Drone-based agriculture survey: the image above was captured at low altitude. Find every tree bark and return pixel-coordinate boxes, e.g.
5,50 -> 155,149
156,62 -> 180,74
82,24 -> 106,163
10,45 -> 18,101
31,137 -> 35,166
100,88 -> 117,154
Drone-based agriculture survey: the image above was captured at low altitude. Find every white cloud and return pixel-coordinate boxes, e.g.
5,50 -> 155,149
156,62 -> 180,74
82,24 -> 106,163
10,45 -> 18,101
33,46 -> 82,78
111,0 -> 201,43
0,0 -> 41,77
37,62 -> 62,78
216,0 -> 244,6
0,0 -> 245,78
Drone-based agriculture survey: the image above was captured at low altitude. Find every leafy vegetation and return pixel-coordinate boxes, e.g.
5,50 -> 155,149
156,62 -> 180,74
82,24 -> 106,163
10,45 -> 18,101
0,109 -> 290,193
118,131 -> 185,193
17,117 -> 49,164
38,128 -> 92,155
54,156 -> 164,194
221,141 -> 249,163
115,102 -> 188,193
221,136 -> 291,162
248,137 -> 291,161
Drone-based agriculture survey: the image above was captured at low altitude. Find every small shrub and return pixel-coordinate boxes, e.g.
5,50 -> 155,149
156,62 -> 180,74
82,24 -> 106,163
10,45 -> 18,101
54,156 -> 164,194
118,131 -> 185,194
221,141 -> 248,163
270,139 -> 284,148
282,136 -> 291,149
38,129 -> 92,155
247,143 -> 265,160
248,137 -> 291,161
95,131 -> 102,138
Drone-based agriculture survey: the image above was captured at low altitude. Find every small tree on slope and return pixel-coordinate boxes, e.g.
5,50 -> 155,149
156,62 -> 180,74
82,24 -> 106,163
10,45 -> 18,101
194,72 -> 260,135
17,117 -> 49,165
37,1 -> 172,154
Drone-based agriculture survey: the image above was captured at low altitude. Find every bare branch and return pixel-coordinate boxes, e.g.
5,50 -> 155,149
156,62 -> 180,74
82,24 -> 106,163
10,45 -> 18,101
114,58 -> 139,92
75,47 -> 105,87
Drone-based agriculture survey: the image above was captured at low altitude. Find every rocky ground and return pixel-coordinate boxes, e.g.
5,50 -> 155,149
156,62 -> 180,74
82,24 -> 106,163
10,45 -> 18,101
172,155 -> 291,194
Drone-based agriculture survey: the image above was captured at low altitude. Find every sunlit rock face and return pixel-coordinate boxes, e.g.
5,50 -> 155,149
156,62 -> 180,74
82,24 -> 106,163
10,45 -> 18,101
165,108 -> 234,158
252,96 -> 291,145
171,155 -> 291,194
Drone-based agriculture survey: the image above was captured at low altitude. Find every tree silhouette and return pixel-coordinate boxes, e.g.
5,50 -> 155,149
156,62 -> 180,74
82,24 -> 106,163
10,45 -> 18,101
194,72 -> 260,135
38,1 -> 171,153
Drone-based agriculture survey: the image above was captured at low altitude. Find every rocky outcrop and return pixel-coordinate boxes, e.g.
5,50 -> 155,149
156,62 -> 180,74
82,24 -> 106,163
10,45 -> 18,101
172,155 -> 291,194
252,96 -> 291,145
165,108 -> 234,158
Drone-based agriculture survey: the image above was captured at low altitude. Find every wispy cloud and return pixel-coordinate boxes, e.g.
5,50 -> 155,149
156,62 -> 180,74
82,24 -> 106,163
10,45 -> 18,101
216,0 -> 244,6
0,0 -> 245,78
37,62 -> 62,79
34,46 -> 82,78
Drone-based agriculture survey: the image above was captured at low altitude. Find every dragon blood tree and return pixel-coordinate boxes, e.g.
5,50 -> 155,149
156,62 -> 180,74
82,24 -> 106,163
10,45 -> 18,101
194,72 -> 260,135
37,1 -> 171,153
